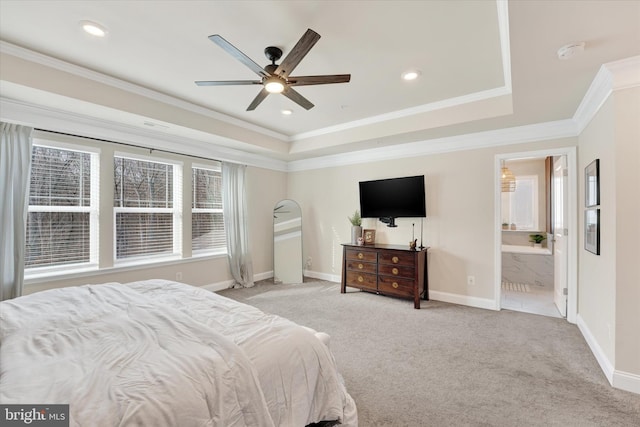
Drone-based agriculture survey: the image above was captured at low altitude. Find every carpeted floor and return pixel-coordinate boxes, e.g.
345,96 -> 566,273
219,279 -> 640,426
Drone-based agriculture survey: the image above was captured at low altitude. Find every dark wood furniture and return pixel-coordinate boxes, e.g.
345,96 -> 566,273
340,243 -> 429,309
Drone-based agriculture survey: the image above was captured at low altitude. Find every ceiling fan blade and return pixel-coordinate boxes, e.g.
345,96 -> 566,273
274,29 -> 321,78
208,34 -> 269,78
247,88 -> 270,111
287,74 -> 351,86
195,80 -> 262,86
282,87 -> 314,110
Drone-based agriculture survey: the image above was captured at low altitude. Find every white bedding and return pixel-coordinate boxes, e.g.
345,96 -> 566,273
0,279 -> 357,426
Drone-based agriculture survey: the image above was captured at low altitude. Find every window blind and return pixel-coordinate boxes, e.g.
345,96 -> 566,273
26,146 -> 97,269
192,167 -> 226,252
114,156 -> 181,260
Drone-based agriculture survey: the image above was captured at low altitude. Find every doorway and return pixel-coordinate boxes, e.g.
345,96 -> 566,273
494,148 -> 577,323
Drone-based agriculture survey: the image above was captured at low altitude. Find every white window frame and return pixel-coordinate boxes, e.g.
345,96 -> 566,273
191,163 -> 226,255
113,152 -> 183,264
24,140 -> 100,277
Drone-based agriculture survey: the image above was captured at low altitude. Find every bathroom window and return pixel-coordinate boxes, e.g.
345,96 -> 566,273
502,175 -> 539,230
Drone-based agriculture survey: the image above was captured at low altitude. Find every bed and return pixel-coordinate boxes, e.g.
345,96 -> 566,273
0,279 -> 357,426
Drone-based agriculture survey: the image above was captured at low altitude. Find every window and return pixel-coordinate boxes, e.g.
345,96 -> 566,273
501,175 -> 539,230
26,144 -> 99,270
114,154 -> 182,260
192,166 -> 225,253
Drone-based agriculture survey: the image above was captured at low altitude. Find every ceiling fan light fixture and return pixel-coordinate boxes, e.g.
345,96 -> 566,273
264,78 -> 285,94
80,20 -> 107,37
281,109 -> 293,116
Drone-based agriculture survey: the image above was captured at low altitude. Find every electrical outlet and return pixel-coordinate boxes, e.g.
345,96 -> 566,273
305,257 -> 312,268
467,275 -> 475,286
176,272 -> 183,281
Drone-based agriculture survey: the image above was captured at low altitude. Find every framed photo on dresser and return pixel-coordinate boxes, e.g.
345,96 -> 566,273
363,229 -> 376,245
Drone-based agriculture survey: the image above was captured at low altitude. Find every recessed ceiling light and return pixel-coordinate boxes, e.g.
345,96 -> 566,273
557,42 -> 585,60
80,20 -> 107,37
281,109 -> 293,116
401,70 -> 421,81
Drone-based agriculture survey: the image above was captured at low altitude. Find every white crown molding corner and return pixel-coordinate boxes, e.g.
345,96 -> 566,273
573,55 -> 640,134
0,40 -> 288,142
606,55 -> 640,91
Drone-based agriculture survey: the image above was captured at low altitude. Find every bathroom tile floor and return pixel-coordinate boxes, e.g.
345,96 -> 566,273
501,282 -> 562,318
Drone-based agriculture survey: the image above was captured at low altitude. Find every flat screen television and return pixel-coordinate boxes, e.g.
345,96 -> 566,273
359,175 -> 426,227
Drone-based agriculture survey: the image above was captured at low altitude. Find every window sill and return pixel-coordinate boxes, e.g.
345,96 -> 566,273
24,253 -> 226,285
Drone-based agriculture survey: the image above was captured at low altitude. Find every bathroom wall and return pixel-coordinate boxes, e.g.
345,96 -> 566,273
502,251 -> 554,289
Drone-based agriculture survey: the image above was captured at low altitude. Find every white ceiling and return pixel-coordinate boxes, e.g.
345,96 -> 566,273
0,1 -> 639,162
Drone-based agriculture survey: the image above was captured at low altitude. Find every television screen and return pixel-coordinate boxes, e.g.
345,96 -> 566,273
359,175 -> 426,219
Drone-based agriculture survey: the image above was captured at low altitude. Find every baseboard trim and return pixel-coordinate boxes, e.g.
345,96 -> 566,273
576,314 -> 615,384
576,314 -> 640,395
201,271 -> 274,293
429,290 -> 497,311
304,269 -> 340,283
613,370 -> 640,395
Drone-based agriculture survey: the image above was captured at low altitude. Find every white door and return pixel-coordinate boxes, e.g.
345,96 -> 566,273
552,156 -> 568,317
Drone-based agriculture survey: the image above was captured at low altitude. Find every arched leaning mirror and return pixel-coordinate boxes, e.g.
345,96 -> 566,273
273,199 -> 303,284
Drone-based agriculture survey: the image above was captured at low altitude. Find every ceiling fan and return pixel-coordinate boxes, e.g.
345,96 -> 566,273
195,28 -> 351,111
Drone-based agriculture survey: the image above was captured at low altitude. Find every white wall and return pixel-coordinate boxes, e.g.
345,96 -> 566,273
288,137 -> 576,307
577,85 -> 640,389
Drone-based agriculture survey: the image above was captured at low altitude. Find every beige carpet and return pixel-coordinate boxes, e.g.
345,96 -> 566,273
219,279 -> 640,426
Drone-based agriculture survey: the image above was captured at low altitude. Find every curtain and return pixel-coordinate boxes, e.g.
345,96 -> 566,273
222,162 -> 254,288
0,122 -> 34,301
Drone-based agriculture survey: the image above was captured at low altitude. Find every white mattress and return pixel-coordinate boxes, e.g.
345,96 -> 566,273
0,279 -> 357,426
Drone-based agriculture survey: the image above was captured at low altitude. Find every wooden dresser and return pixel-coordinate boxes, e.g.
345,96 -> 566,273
340,243 -> 429,309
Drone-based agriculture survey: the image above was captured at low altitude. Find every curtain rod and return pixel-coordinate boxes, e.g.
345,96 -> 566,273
35,128 -> 222,163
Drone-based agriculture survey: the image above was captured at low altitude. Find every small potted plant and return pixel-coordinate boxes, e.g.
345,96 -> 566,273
529,234 -> 546,248
348,210 -> 362,245
502,222 -> 509,230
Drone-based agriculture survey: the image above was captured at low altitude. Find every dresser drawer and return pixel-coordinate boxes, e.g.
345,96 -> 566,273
346,260 -> 377,274
346,249 -> 377,262
378,275 -> 414,298
378,264 -> 415,278
378,251 -> 415,267
345,271 -> 377,291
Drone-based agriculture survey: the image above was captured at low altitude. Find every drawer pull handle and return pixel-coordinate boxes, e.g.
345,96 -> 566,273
357,253 -> 364,259
392,256 -> 399,264
392,282 -> 399,289
358,276 -> 364,283
358,263 -> 364,269
392,267 -> 399,275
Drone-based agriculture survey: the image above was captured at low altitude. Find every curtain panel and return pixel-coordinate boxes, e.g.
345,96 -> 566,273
0,122 -> 34,301
222,162 -> 254,288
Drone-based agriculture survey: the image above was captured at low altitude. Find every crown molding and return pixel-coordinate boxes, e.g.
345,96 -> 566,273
496,0 -> 512,91
0,40 -> 289,142
290,86 -> 512,142
0,97 -> 288,171
574,55 -> 640,133
287,119 -> 577,172
290,54 -> 639,172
